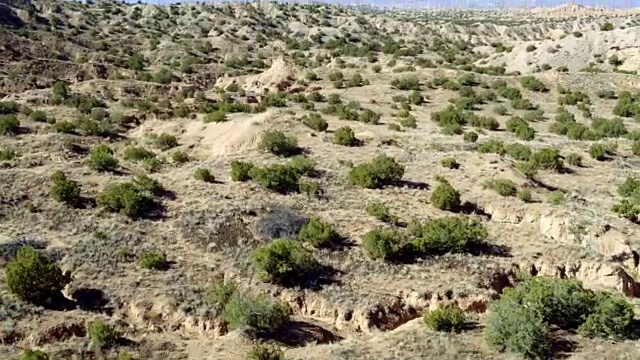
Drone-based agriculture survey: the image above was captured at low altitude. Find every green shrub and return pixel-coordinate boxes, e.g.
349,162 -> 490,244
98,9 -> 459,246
0,146 -> 18,161
171,151 -> 190,164
530,148 -> 563,171
247,344 -> 286,360
230,161 -> 255,182
477,138 -> 506,155
493,105 -> 508,115
223,292 -> 290,334
302,113 -> 328,132
469,115 -> 499,131
578,294 -> 635,340
412,216 -> 488,255
204,110 -> 227,123
517,188 -> 533,202
194,168 -> 215,182
589,143 -> 608,161
399,115 -> 417,129
618,176 -> 640,197
131,174 -> 164,196
485,292 -> 550,359
430,180 -> 461,211
96,182 -> 155,218
463,131 -> 478,143
601,22 -> 614,31
0,115 -> 20,136
248,164 -> 300,194
298,217 -> 339,248
138,251 -> 168,270
523,109 -> 545,122
123,146 -> 155,161
359,109 -> 380,124
372,65 -> 382,73
365,201 -> 398,224
250,239 -> 319,285
423,306 -> 466,333
30,111 -> 48,122
20,349 -> 49,360
525,44 -> 537,52
153,68 -> 174,84
89,320 -> 121,349
50,171 -> 81,206
505,143 -> 532,161
391,77 -> 420,90
511,98 -> 537,110
566,152 -> 583,166
0,101 -> 20,114
483,178 -> 517,197
362,228 -> 401,261
632,141 -> 640,156
258,131 -> 300,157
348,154 -> 404,189
143,157 -> 161,173
299,180 -> 320,198
440,157 -> 459,169
6,246 -> 71,305
520,76 -> 547,92
88,145 -> 119,172
52,120 -> 76,134
612,199 -> 639,221
151,133 -> 179,150
430,105 -> 465,128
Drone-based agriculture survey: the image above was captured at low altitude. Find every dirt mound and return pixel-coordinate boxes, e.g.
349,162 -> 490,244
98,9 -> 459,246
215,57 -> 300,93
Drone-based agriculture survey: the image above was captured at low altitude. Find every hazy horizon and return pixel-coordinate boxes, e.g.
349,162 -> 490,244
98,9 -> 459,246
120,0 -> 640,9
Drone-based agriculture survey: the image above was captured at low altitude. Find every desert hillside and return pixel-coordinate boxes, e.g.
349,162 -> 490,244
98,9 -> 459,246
2,1 -> 640,359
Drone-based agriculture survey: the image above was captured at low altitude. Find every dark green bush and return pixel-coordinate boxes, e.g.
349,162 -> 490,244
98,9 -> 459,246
612,199 -> 639,221
483,178 -> 517,197
520,76 -> 547,92
412,216 -> 488,255
530,148 -> 563,172
359,109 -> 380,124
258,131 -> 300,157
89,320 -> 121,348
204,110 -> 227,123
138,251 -> 168,270
88,145 -> 119,172
223,292 -> 290,334
365,201 -> 399,224
493,105 -> 508,115
505,143 -> 532,161
151,133 -> 179,150
0,115 -> 20,136
194,168 -> 215,183
123,146 -> 155,161
430,180 -> 461,211
423,306 -> 466,333
362,228 -> 401,261
96,182 -> 155,218
247,344 -> 286,360
463,131 -> 478,143
589,143 -> 608,161
440,157 -> 459,169
298,217 -> 339,248
230,160 -> 255,182
578,293 -> 635,340
50,171 -> 81,206
250,239 -> 319,285
601,22 -> 614,31
52,120 -> 76,134
618,176 -> 640,197
391,77 -> 420,90
0,101 -> 20,114
6,246 -> 71,305
348,154 -> 404,189
0,146 -> 18,161
477,138 -> 506,155
485,292 -> 551,359
248,164 -> 300,194
302,113 -> 328,132
30,111 -> 48,122
20,349 -> 49,360
171,151 -> 190,164
469,115 -> 499,131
